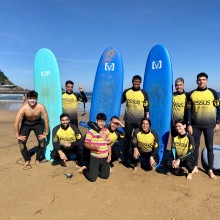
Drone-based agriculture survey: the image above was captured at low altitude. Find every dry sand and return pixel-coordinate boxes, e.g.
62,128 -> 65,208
1,109 -> 220,220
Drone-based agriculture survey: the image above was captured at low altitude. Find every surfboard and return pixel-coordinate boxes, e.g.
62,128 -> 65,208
202,145 -> 220,170
34,48 -> 62,160
143,44 -> 173,167
88,47 -> 124,124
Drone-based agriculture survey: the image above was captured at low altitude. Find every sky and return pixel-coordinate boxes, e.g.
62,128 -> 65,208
0,0 -> 220,92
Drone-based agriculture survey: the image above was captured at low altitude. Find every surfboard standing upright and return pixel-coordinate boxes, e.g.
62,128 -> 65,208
90,47 -> 124,124
143,45 -> 173,166
34,48 -> 62,160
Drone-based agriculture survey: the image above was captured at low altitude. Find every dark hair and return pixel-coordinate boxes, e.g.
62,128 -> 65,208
27,90 -> 38,99
175,119 -> 186,125
141,117 -> 151,127
110,115 -> 119,121
197,72 -> 208,80
96,113 -> 107,121
65,80 -> 74,86
132,75 -> 142,82
60,113 -> 70,121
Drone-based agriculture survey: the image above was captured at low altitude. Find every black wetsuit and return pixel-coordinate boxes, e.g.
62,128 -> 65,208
187,87 -> 220,169
62,91 -> 87,127
121,87 -> 149,163
165,133 -> 195,173
18,117 -> 45,161
132,128 -> 159,167
50,123 -> 84,163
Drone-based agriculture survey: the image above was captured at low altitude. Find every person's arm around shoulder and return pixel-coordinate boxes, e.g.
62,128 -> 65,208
14,105 -> 26,141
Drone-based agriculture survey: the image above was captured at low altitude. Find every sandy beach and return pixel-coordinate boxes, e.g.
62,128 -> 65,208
1,108 -> 220,220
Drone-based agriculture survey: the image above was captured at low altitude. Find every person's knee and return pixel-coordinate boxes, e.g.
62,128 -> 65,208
87,175 -> 98,182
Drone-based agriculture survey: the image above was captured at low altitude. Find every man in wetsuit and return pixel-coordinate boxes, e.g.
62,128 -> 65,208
62,80 -> 87,127
50,113 -> 84,166
171,77 -> 187,138
14,90 -> 49,168
187,72 -> 220,179
121,75 -> 149,166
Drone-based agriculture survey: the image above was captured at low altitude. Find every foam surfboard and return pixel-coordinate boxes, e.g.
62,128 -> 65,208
81,47 -> 124,125
34,48 -> 62,160
202,145 -> 220,170
143,45 -> 173,167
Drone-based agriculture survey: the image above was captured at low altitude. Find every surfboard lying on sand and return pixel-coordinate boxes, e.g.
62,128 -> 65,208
202,145 -> 220,170
34,48 -> 62,160
143,45 -> 173,167
80,47 -> 124,126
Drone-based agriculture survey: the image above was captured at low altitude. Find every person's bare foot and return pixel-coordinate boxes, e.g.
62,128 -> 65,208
192,166 -> 199,174
208,170 -> 217,179
78,166 -> 86,173
133,166 -> 138,173
186,173 -> 193,180
35,160 -> 40,166
22,161 -> 30,169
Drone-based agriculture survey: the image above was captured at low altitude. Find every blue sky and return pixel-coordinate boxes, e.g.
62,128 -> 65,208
0,0 -> 220,92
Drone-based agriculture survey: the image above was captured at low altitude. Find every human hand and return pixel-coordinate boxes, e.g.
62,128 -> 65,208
78,84 -> 83,92
133,148 -> 140,159
18,135 -> 27,141
149,157 -> 157,167
59,151 -> 68,162
214,124 -> 219,133
63,141 -> 71,148
187,125 -> 193,135
38,133 -> 47,141
107,154 -> 111,163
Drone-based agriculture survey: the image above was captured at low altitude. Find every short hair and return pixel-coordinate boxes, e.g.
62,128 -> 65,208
132,75 -> 142,82
96,113 -> 107,121
175,77 -> 184,84
27,90 -> 38,99
110,115 -> 119,121
60,113 -> 70,121
175,119 -> 186,125
197,72 -> 208,80
65,80 -> 74,86
141,117 -> 151,127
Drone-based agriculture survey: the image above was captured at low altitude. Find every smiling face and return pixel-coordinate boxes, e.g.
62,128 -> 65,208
132,79 -> 141,89
60,116 -> 70,128
141,119 -> 150,133
66,83 -> 73,93
175,122 -> 186,135
175,82 -> 184,93
197,76 -> 208,89
97,120 -> 106,129
27,97 -> 37,107
110,119 -> 119,131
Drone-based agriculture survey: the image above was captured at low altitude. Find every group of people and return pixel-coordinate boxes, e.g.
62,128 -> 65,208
14,72 -> 220,181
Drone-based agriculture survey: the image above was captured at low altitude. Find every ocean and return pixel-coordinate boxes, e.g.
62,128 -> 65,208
1,92 -> 219,112
0,93 -> 126,115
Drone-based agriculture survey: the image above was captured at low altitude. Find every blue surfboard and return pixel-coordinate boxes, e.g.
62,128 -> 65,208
34,48 -> 62,160
202,145 -> 220,170
143,45 -> 173,167
89,47 -> 124,124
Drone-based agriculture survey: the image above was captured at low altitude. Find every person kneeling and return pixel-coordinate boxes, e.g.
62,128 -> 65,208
50,113 -> 84,166
132,118 -> 159,172
79,113 -> 111,182
165,120 -> 195,180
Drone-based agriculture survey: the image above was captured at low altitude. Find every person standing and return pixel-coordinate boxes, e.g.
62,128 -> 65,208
171,77 -> 187,138
14,90 -> 49,168
187,72 -> 220,179
62,80 -> 87,127
121,75 -> 149,166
